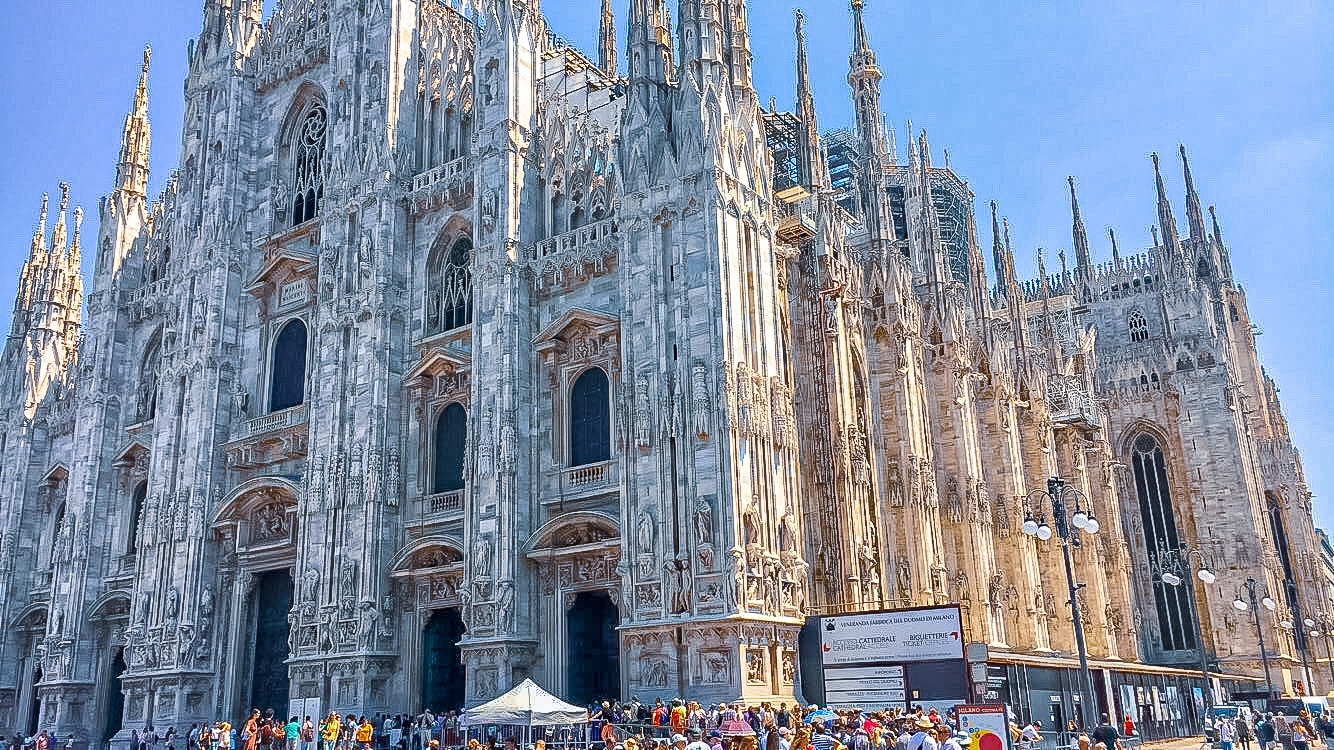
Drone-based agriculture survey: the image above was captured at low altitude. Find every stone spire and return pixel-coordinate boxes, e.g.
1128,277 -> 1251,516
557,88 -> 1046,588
1180,144 -> 1208,243
1151,152 -> 1181,266
724,0 -> 754,93
6,185 -> 83,411
599,0 -> 617,76
51,183 -> 70,256
795,11 -> 828,190
990,201 -> 1010,298
116,46 -> 152,198
1109,226 -> 1123,272
69,207 -> 83,266
30,193 -> 48,259
848,0 -> 887,163
628,0 -> 671,85
1209,204 -> 1234,281
1068,176 -> 1091,288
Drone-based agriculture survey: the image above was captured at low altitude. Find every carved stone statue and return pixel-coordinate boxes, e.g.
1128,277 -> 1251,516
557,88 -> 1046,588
636,510 -> 655,552
694,500 -> 712,545
472,534 -> 493,578
165,587 -> 180,620
496,579 -> 515,630
231,381 -> 248,415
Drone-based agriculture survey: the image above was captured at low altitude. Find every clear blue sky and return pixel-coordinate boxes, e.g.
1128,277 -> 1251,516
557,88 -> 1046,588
1,2 -> 1330,519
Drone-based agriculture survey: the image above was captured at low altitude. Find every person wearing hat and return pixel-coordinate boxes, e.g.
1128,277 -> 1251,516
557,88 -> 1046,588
775,729 -> 791,750
905,718 -> 937,750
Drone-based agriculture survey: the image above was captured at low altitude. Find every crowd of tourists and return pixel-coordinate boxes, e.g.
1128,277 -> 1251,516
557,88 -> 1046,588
3,709 -> 460,750
1217,710 -> 1334,750
12,696 -> 1334,750
582,699 -> 1123,750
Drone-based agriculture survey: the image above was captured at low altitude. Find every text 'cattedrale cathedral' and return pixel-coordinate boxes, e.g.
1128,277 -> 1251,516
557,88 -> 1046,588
0,0 -> 1322,744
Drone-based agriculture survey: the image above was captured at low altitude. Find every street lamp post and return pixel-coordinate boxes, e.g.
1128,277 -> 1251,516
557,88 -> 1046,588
1308,611 -> 1334,691
1279,607 -> 1316,695
1149,543 -> 1217,719
1233,578 -> 1277,698
1023,476 -> 1099,730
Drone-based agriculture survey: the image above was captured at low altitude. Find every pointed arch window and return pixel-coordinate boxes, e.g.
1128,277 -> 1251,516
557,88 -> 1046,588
269,319 -> 308,412
426,238 -> 473,334
1267,494 -> 1301,610
49,502 -> 66,571
1128,310 -> 1149,343
570,367 -> 611,467
1131,433 -> 1196,652
433,403 -> 467,494
127,482 -> 147,555
291,103 -> 327,226
137,335 -> 162,423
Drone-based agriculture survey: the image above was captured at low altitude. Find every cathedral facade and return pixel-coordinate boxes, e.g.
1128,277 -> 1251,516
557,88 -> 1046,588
0,0 -> 1323,743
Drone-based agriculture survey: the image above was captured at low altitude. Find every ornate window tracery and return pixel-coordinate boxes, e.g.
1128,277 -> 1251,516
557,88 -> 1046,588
1131,433 -> 1195,652
1128,310 -> 1149,343
269,318 -> 308,412
428,237 -> 472,334
290,103 -> 327,226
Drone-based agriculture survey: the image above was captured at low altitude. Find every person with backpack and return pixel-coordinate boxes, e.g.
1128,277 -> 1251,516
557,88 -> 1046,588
1257,714 -> 1277,750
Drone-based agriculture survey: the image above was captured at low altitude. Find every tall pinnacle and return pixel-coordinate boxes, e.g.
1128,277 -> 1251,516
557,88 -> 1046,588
848,0 -> 887,163
599,0 -> 617,76
795,10 -> 828,189
51,183 -> 70,254
116,46 -> 152,197
69,207 -> 83,264
990,201 -> 1009,297
30,193 -> 49,256
1109,227 -> 1122,271
1180,144 -> 1207,243
1151,152 -> 1181,264
1068,176 -> 1091,279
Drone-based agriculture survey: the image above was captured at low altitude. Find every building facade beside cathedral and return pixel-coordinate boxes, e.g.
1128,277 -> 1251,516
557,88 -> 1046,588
0,0 -> 1323,743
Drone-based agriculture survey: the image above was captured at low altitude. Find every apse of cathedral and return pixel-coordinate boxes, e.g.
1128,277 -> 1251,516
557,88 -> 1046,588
0,0 -> 1320,742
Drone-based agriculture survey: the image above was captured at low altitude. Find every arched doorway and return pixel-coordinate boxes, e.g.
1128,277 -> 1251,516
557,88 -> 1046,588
104,648 -> 126,741
250,570 -> 293,713
27,666 -> 42,736
422,609 -> 466,713
566,591 -> 619,705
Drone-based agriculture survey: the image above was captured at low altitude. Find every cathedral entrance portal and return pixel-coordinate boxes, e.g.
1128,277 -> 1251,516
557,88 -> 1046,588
422,609 -> 466,712
104,648 -> 127,741
250,570 -> 293,713
27,667 -> 42,736
566,592 -> 619,706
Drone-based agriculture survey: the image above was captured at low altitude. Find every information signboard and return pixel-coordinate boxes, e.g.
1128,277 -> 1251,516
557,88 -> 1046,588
818,605 -> 965,709
956,704 -> 1011,750
820,606 -> 964,664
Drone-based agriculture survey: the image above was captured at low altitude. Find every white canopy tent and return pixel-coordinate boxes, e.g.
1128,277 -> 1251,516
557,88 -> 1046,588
461,679 -> 589,726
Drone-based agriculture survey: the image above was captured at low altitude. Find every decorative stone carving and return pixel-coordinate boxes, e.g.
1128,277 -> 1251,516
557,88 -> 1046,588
251,500 -> 290,543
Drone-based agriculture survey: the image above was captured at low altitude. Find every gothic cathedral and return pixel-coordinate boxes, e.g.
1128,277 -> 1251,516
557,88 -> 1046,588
0,0 -> 1321,743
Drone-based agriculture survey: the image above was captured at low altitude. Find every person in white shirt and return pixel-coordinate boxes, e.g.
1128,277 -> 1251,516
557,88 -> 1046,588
1018,722 -> 1042,750
685,732 -> 711,750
